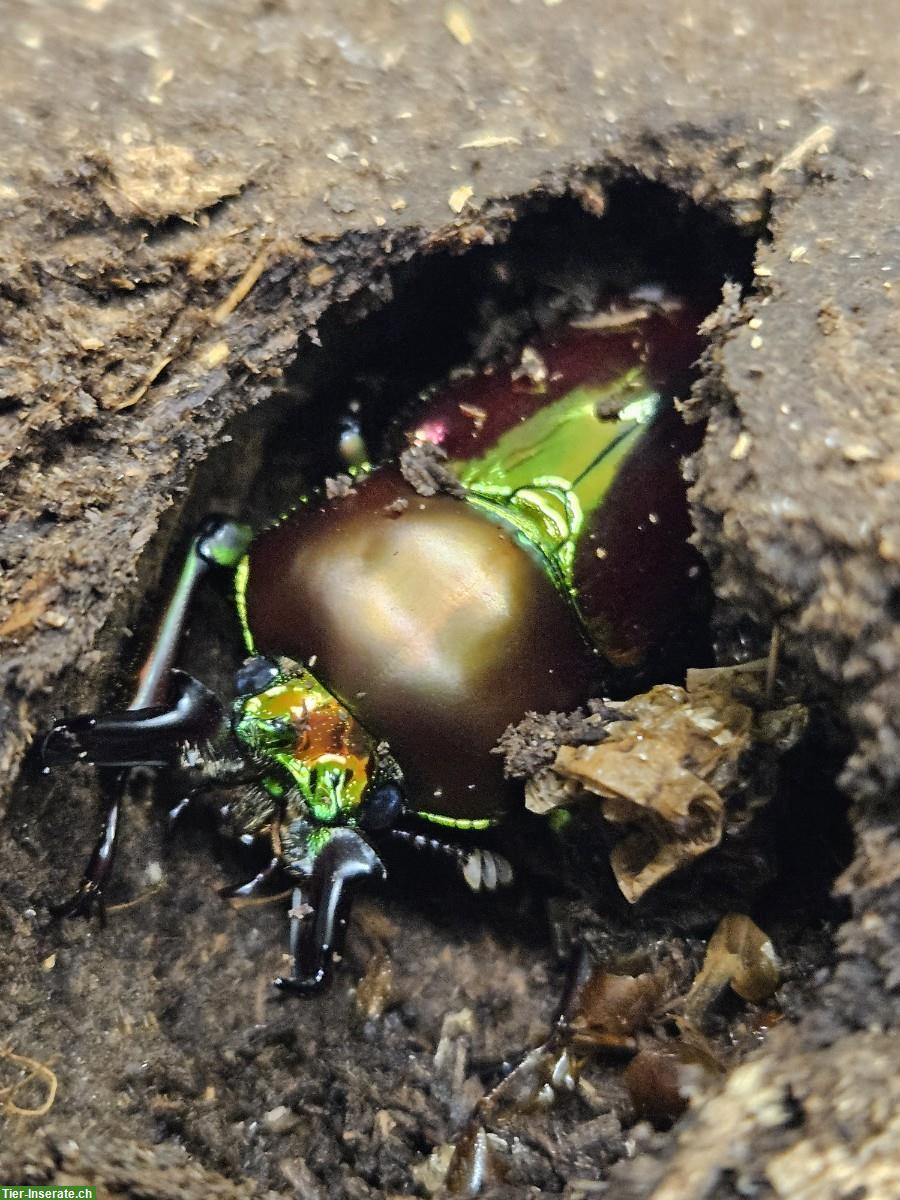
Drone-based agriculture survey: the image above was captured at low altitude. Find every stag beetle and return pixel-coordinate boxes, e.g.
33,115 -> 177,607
42,296 -> 706,992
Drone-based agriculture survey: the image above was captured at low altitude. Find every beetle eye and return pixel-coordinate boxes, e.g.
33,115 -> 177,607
235,655 -> 281,697
359,782 -> 405,831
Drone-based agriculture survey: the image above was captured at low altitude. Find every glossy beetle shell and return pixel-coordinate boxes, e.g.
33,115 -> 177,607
243,467 -> 595,819
412,311 -> 706,671
241,305 -> 705,821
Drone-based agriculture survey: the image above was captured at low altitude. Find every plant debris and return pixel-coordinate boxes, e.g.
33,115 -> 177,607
541,661 -> 808,901
497,699 -> 620,780
682,912 -> 781,1026
445,913 -> 782,1187
399,441 -> 467,498
0,1048 -> 58,1118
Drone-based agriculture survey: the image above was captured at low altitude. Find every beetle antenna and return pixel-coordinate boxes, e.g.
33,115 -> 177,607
388,828 -> 514,892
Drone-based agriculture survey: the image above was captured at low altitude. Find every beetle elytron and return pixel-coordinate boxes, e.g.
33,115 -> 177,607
43,296 -> 706,992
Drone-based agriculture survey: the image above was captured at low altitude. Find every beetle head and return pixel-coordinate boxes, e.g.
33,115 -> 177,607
231,664 -> 385,827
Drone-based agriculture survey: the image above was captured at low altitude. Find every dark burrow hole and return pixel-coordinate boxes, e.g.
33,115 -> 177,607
17,181 -> 854,1192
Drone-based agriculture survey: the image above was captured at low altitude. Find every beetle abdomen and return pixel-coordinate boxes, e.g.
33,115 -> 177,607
241,468 -> 595,819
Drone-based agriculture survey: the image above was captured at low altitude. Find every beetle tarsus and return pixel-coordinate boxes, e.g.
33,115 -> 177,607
50,878 -> 107,923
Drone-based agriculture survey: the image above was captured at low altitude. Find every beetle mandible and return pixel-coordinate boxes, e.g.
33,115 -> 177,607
42,296 -> 706,992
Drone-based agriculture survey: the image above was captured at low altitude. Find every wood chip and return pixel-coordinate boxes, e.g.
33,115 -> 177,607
448,184 -> 474,214
444,5 -> 473,45
458,134 -> 521,150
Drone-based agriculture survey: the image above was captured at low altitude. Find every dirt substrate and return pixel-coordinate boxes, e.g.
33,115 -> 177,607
1,2 -> 898,1197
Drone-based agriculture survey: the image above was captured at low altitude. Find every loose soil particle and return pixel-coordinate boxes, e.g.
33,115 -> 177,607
1,1 -> 899,1197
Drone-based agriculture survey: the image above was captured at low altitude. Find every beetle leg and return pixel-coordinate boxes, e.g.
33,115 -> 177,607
445,948 -> 601,1186
45,516 -> 251,917
133,515 -> 252,710
44,516 -> 250,766
387,828 -> 514,893
219,856 -> 282,899
43,672 -> 226,769
274,827 -> 386,993
49,767 -> 124,921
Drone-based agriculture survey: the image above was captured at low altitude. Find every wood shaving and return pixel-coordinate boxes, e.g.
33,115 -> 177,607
444,5 -> 473,45
458,134 -> 521,150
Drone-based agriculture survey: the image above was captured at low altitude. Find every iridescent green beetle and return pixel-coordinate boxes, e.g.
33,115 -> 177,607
42,299 -> 705,992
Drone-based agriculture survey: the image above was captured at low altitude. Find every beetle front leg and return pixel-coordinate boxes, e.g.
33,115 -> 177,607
275,828 -> 386,994
133,515 -> 252,710
43,515 -> 251,917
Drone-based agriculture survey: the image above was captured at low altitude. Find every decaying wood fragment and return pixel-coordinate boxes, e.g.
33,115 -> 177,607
540,661 -> 807,901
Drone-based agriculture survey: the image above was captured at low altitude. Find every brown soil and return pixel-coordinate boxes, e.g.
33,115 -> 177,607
1,2 -> 898,1197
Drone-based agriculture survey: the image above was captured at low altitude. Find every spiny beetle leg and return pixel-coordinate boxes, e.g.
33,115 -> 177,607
445,946 -> 598,1187
166,793 -> 198,835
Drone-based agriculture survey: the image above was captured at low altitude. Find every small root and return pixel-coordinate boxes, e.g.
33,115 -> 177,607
0,1048 -> 59,1117
209,240 -> 274,325
766,625 -> 781,700
226,887 -> 292,909
116,236 -> 281,410
105,884 -> 165,913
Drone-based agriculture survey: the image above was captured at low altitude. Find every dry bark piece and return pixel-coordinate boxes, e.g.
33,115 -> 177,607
398,441 -> 466,498
639,1030 -> 900,1200
524,764 -> 582,816
97,143 -> 248,222
499,699 -> 620,780
324,473 -> 357,500
554,680 -> 752,901
550,663 -> 807,901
